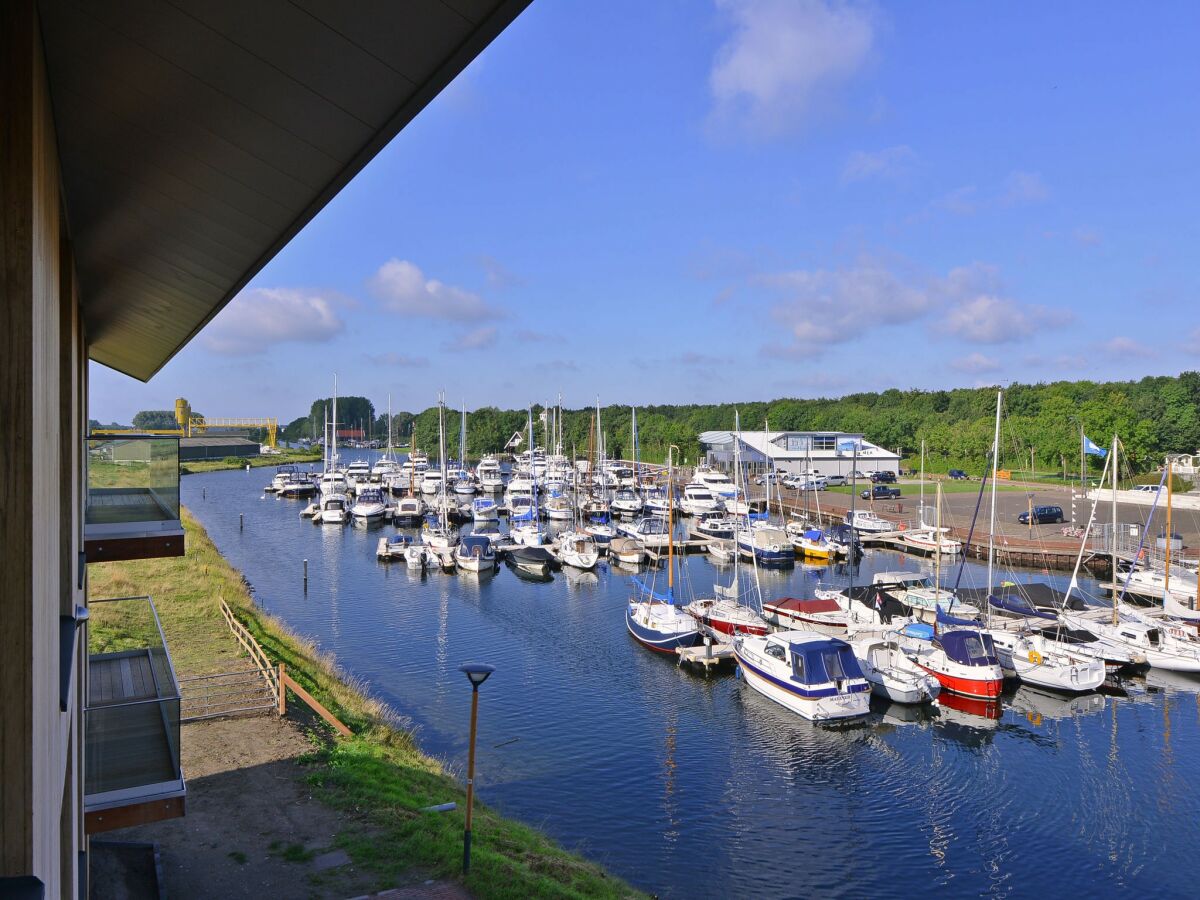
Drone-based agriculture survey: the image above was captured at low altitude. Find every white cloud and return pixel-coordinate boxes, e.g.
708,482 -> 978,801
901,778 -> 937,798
709,0 -> 876,137
369,259 -> 498,320
842,145 -> 916,183
367,352 -> 430,367
443,326 -> 497,351
999,170 -> 1049,206
937,264 -> 1072,344
1101,336 -> 1153,358
949,352 -> 1001,374
479,255 -> 525,289
203,287 -> 345,356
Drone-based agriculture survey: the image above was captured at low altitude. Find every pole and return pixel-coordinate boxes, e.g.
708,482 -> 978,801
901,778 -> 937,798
1111,436 -> 1119,626
463,685 -> 480,874
1165,459 -> 1173,594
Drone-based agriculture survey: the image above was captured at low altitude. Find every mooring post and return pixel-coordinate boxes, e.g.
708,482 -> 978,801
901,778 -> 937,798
278,663 -> 287,717
303,558 -> 309,591
239,513 -> 244,531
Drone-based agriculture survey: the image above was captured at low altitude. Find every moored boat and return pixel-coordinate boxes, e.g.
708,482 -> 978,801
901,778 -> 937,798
733,631 -> 871,721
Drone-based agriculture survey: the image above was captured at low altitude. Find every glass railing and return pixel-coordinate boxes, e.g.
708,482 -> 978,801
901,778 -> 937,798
86,434 -> 181,533
85,596 -> 183,808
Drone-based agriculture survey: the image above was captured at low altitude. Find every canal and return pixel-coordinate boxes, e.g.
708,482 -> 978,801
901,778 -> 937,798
183,457 -> 1200,898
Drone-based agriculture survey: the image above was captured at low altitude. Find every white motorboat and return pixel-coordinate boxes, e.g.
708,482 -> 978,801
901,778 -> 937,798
642,486 -> 673,517
553,531 -> 600,570
896,623 -> 1004,700
616,515 -> 672,549
393,494 -> 424,525
900,525 -> 962,556
454,534 -> 496,573
317,492 -> 349,525
350,487 -> 388,522
345,459 -> 371,492
404,541 -> 434,569
420,470 -> 444,496
544,493 -> 574,521
733,631 -> 871,721
376,533 -> 414,561
279,471 -> 316,497
584,519 -> 616,549
691,466 -> 739,502
761,597 -> 847,634
476,455 -> 504,491
452,473 -> 477,496
471,496 -> 498,521
872,572 -> 979,623
845,509 -> 895,533
849,635 -> 941,704
318,470 -> 350,497
267,464 -> 299,492
611,488 -> 643,517
608,536 -> 644,566
679,483 -> 721,516
694,511 -> 737,539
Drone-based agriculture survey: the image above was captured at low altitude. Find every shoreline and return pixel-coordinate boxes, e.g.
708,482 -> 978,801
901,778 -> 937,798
89,506 -> 640,899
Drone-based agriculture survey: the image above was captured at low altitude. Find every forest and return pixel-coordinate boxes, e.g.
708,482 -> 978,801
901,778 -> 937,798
270,372 -> 1200,474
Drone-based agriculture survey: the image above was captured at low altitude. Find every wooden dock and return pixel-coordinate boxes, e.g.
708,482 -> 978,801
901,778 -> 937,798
645,538 -> 713,561
676,638 -> 735,670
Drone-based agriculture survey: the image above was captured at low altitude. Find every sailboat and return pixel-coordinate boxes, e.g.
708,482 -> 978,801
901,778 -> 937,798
317,378 -> 351,525
552,460 -> 600,570
510,406 -> 547,548
419,395 -> 459,559
626,447 -> 701,654
901,441 -> 962,555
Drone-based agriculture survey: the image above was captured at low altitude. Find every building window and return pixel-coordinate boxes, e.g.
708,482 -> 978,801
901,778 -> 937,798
812,435 -> 837,451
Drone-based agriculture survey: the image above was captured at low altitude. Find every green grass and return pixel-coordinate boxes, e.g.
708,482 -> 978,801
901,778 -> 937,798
181,449 -> 322,476
88,509 -> 641,900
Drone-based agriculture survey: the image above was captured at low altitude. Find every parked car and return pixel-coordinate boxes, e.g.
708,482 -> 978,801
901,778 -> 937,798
753,472 -> 778,486
1133,484 -> 1160,493
870,471 -> 897,484
851,470 -> 872,481
1018,505 -> 1064,525
862,485 -> 901,501
947,469 -> 968,480
824,474 -> 847,487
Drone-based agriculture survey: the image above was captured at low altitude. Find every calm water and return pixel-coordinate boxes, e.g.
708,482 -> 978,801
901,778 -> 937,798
183,457 -> 1200,898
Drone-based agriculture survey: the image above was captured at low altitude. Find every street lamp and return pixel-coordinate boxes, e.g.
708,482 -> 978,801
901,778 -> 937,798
459,662 -> 494,875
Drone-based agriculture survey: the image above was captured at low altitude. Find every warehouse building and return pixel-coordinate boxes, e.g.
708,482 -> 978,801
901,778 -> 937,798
179,437 -> 260,462
700,430 -> 901,477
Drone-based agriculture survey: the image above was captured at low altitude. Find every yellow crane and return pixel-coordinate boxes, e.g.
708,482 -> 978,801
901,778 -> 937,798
91,398 -> 278,447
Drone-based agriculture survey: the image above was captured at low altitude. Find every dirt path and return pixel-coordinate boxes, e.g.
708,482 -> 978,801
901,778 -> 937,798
113,715 -> 384,900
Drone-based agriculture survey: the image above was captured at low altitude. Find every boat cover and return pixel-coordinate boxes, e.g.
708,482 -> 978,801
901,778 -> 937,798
935,630 -> 999,666
936,606 -> 980,628
847,586 -> 909,623
765,597 -> 841,614
957,582 -> 1087,612
901,622 -> 935,640
786,638 -> 865,684
987,592 -> 1056,619
460,535 -> 491,554
803,529 -> 825,541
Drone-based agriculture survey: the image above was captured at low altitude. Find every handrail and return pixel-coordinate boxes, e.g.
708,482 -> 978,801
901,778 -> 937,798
219,598 -> 278,695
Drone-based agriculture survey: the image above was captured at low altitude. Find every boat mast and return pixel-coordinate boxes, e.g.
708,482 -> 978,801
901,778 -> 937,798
1111,434 -> 1119,626
332,373 -> 339,470
461,400 -> 467,469
1165,458 -> 1174,595
632,406 -> 639,488
987,390 -> 1002,596
920,439 -> 926,527
438,393 -> 448,529
934,482 -> 943,594
666,445 -> 674,602
529,405 -> 540,537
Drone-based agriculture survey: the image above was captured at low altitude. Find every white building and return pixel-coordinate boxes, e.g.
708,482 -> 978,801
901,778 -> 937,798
699,430 -> 901,477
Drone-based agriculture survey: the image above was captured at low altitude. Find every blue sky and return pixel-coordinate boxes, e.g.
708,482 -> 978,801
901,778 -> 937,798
91,0 -> 1200,423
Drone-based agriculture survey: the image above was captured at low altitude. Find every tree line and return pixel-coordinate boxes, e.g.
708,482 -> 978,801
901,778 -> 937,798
188,371 -> 1200,474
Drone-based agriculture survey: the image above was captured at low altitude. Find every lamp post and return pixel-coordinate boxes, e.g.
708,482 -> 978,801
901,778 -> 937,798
459,662 -> 494,875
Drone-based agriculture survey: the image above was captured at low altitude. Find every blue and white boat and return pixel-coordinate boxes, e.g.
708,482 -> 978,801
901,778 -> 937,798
733,631 -> 871,721
471,495 -> 498,522
735,521 -> 794,566
626,577 -> 700,654
616,515 -> 672,549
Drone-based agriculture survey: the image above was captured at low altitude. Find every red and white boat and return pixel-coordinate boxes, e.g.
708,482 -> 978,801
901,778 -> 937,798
683,597 -> 768,636
762,597 -> 846,635
897,624 -> 1003,699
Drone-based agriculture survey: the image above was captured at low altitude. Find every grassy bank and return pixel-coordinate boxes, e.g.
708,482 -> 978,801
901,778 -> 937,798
88,510 -> 639,899
181,448 -> 322,475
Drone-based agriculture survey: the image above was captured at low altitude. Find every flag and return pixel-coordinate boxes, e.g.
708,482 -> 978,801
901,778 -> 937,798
1083,435 -> 1108,457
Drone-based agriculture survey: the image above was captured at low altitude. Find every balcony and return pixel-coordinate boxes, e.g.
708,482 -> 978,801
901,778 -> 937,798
86,434 -> 184,562
85,597 -> 185,834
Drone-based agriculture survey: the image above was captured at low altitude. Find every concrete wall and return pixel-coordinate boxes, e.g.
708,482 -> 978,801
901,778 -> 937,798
0,2 -> 86,894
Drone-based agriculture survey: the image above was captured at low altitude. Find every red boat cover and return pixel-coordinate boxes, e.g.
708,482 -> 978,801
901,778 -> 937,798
765,597 -> 841,614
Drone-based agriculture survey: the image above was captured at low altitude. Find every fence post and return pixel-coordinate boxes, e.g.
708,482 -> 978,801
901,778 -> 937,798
278,663 -> 287,716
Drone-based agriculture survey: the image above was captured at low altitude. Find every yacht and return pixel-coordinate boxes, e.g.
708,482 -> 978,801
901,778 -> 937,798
616,516 -> 672,550
317,491 -> 349,525
693,511 -> 736,539
476,455 -> 504,491
896,623 -> 1004,700
845,509 -> 895,534
454,534 -> 496,574
318,470 -> 350,497
733,631 -> 871,721
692,466 -> 738,501
611,487 -> 643,517
393,494 -> 424,525
279,471 -> 316,497
420,470 -> 444,496
642,486 -> 673,517
266,464 -> 299,492
471,496 -> 498,522
679,483 -> 720,516
350,487 -> 388,522
346,459 -> 371,492
849,635 -> 941,704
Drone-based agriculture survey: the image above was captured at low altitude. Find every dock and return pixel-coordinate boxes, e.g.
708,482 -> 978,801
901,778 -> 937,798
676,638 -> 735,670
644,538 -> 713,562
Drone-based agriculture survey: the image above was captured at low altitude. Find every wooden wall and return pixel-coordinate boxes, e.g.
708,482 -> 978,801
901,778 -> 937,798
0,1 -> 85,894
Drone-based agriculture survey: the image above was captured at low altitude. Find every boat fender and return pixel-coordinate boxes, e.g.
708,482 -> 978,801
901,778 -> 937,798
899,522 -> 906,531
1028,650 -> 1043,666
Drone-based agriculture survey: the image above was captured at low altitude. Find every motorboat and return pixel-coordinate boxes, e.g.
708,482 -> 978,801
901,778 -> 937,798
420,470 -> 444,496
611,488 -> 644,517
393,494 -> 425,526
900,525 -> 962,556
845,509 -> 895,534
544,492 -> 575,521
733,631 -> 871,721
787,524 -> 835,560
507,492 -> 536,523
452,471 -> 477,496
735,523 -> 793,567
849,636 -> 941,704
679,483 -> 721,516
584,517 -> 616,549
455,534 -> 497,573
553,531 -> 600,570
279,471 -> 316,497
267,464 -> 299,492
350,487 -> 388,522
708,540 -> 737,563
317,492 -> 349,525
691,466 -> 738,502
420,518 -> 458,553
616,516 -> 673,549
872,572 -> 979,623
693,511 -> 736,539
580,491 -> 610,519
404,540 -> 435,570
376,533 -> 414,561
825,523 -> 861,557
608,536 -> 644,566
761,597 -> 847,635
471,496 -> 498,521
643,486 -> 673,517
508,545 -> 555,576
345,459 -> 371,492
896,623 -> 1004,700
987,629 -> 1106,693
510,519 -> 547,547
318,471 -> 350,497
476,455 -> 504,491
626,577 -> 700,654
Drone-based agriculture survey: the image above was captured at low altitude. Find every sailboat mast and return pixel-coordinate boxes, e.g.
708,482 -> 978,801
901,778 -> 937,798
461,401 -> 467,467
667,446 -> 674,597
1111,435 -> 1119,626
987,390 -> 1002,595
1165,458 -> 1174,594
920,440 -> 926,526
438,394 -> 448,529
332,374 -> 338,469
934,482 -> 943,592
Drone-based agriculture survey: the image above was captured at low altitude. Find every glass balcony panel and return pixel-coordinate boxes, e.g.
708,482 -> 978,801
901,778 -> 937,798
85,597 -> 184,818
86,435 -> 183,561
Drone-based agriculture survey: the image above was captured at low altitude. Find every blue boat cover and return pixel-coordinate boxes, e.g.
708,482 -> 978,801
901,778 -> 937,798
632,576 -> 675,605
803,529 -> 824,541
901,622 -> 935,640
460,535 -> 491,553
748,511 -> 769,521
935,630 -> 999,666
936,605 -> 979,628
786,638 -> 865,685
988,592 -> 1055,620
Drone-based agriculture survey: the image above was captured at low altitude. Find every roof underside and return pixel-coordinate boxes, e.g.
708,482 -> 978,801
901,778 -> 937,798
40,0 -> 530,381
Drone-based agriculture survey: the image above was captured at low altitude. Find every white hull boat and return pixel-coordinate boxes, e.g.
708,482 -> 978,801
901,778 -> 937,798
734,631 -> 871,721
849,636 -> 941,704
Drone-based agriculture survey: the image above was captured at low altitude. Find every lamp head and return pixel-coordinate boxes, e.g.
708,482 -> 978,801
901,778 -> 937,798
460,663 -> 495,688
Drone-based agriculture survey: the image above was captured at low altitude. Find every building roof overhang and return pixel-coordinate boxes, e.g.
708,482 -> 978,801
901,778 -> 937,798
39,0 -> 530,381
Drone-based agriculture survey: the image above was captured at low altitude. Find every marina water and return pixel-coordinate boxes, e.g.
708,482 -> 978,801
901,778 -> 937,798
184,457 -> 1200,898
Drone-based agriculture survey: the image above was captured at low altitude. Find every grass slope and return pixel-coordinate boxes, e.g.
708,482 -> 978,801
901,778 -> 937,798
87,510 -> 640,899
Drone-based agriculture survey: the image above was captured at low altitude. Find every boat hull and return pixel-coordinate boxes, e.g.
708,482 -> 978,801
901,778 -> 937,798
735,651 -> 870,721
626,606 -> 700,654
